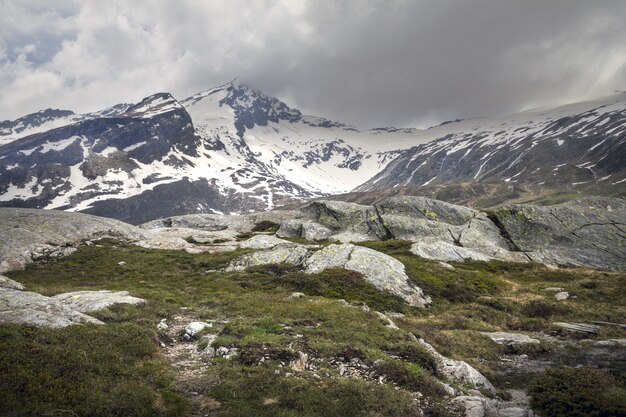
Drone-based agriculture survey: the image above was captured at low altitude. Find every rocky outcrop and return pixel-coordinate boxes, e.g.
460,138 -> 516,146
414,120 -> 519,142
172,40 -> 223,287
141,210 -> 297,234
304,244 -> 431,307
0,287 -> 146,328
51,290 -> 146,313
0,288 -> 103,328
278,196 -> 625,271
0,275 -> 25,290
0,208 -> 149,273
493,197 -> 626,271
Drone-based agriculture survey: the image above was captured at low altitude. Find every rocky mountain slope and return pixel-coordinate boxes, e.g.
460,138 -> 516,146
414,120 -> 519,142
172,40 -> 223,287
0,80 -> 423,223
357,92 -> 626,196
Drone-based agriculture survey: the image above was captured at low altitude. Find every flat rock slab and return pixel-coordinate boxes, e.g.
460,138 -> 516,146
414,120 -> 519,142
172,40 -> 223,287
0,208 -> 149,274
239,235 -> 293,250
481,332 -> 540,346
0,288 -> 103,328
52,290 -> 146,313
553,322 -> 601,334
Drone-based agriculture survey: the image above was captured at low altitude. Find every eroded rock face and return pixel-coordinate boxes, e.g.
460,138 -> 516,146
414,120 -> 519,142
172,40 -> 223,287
0,208 -> 149,273
494,197 -> 626,271
0,288 -> 103,328
304,244 -> 431,307
409,238 -> 528,263
51,290 -> 146,313
301,200 -> 389,240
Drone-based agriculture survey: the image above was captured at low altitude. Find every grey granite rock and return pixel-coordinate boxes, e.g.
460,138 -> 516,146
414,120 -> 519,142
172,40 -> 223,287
0,288 -> 103,328
52,290 -> 146,313
304,243 -> 431,307
0,208 -> 148,273
493,197 -> 626,271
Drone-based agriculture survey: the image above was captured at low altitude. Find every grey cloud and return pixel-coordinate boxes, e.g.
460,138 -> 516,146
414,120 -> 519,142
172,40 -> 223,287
1,0 -> 625,128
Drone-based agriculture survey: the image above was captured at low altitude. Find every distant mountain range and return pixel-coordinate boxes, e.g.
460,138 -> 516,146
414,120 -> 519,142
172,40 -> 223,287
1,80 -> 624,223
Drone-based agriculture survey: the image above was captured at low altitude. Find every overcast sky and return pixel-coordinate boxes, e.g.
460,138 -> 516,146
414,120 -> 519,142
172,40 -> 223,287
1,0 -> 625,128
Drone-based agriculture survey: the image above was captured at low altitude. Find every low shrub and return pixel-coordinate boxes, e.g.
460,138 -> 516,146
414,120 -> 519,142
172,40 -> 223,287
528,367 -> 626,417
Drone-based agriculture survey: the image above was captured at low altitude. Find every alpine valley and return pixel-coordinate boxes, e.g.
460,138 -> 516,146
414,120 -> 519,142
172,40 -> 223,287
0,80 -> 625,224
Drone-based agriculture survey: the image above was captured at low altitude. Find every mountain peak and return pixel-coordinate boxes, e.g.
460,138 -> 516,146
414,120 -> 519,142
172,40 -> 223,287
124,92 -> 183,118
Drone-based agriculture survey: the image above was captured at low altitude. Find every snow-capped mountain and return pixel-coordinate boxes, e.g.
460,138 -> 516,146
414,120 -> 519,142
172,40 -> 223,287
1,80 -> 624,223
0,80 -> 424,223
357,92 -> 626,194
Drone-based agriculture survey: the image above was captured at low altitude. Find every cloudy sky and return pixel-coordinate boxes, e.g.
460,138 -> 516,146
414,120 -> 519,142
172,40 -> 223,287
1,0 -> 625,128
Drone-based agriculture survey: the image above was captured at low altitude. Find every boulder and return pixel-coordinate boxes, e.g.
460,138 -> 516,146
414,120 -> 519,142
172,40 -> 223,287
304,244 -> 431,307
184,321 -> 212,339
141,210 -> 298,234
0,288 -> 103,328
301,200 -> 388,240
226,244 -> 312,272
276,219 -> 304,238
51,290 -> 146,313
0,275 -> 25,290
301,221 -> 333,241
0,208 -> 148,273
493,197 -> 626,271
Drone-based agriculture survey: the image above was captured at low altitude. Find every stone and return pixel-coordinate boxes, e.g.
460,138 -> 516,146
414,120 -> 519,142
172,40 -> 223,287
301,221 -> 333,241
542,287 -> 564,292
276,219 -> 304,238
288,292 -> 306,299
185,321 -> 212,338
0,208 -> 148,274
327,231 -> 373,243
0,275 -> 25,290
239,234 -> 292,250
375,311 -> 399,330
439,261 -> 455,270
417,338 -> 496,393
493,197 -> 626,272
304,243 -> 431,307
157,318 -> 168,331
410,238 -> 529,263
451,396 -> 491,417
52,290 -> 146,313
553,322 -> 601,334
290,351 -> 308,371
226,244 -> 312,272
481,332 -> 540,347
593,339 -> 626,347
0,287 -> 102,328
301,200 -> 388,240
554,291 -> 569,301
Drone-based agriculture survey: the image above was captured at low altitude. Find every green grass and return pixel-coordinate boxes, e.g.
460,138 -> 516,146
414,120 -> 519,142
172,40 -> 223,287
2,239 -> 625,416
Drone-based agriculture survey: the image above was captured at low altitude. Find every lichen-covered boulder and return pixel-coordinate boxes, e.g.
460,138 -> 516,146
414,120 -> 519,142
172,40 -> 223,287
226,244 -> 312,272
494,197 -> 626,271
301,201 -> 389,240
0,288 -> 103,328
51,290 -> 146,313
276,219 -> 304,238
301,221 -> 333,241
375,196 -> 509,249
304,243 -> 431,307
0,208 -> 148,273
